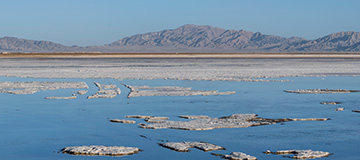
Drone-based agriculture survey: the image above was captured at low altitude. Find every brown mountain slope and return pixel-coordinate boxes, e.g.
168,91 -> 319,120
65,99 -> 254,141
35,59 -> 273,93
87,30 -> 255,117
1,25 -> 360,52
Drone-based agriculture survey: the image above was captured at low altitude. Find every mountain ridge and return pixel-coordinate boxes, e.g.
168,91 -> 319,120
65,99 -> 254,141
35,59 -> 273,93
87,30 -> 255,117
1,24 -> 360,53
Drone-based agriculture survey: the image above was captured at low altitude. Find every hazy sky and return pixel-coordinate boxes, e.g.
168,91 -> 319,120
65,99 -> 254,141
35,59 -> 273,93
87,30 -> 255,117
1,0 -> 359,46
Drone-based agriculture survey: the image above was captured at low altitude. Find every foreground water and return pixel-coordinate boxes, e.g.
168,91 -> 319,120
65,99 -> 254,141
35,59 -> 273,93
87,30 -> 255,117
0,76 -> 359,160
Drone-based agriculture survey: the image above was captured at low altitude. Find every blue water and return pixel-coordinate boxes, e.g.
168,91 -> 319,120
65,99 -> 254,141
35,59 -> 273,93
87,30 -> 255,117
0,76 -> 359,160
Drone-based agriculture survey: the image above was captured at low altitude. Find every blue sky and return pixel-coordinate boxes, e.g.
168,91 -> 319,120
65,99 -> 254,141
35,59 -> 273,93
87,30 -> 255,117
1,0 -> 359,46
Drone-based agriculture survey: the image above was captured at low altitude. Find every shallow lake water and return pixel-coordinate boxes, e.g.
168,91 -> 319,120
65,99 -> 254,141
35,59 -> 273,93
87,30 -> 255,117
0,76 -> 359,160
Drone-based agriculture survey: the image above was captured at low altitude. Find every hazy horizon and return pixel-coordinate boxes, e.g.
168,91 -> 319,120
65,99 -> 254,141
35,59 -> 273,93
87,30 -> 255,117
1,0 -> 359,46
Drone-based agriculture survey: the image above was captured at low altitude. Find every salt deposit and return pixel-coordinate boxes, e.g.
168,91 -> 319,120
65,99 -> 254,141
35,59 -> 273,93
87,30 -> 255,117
284,89 -> 359,94
145,119 -> 166,123
110,119 -> 136,123
124,84 -> 235,98
124,115 -> 169,123
145,117 -> 169,123
88,94 -> 116,99
146,116 -> 169,120
179,115 -> 211,119
335,108 -> 344,111
77,90 -> 88,95
159,142 -> 225,152
268,149 -> 330,159
61,145 -> 140,156
44,96 -> 77,99
125,115 -> 153,119
320,102 -> 341,105
1,58 -> 359,81
224,152 -> 257,160
139,114 -> 329,130
0,81 -> 88,95
87,82 -> 120,99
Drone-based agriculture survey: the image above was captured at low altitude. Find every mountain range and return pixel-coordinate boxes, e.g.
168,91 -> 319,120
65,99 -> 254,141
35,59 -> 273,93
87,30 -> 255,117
1,24 -> 360,53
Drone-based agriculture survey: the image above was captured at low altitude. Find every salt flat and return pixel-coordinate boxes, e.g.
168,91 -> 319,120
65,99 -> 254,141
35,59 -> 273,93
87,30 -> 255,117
0,56 -> 359,81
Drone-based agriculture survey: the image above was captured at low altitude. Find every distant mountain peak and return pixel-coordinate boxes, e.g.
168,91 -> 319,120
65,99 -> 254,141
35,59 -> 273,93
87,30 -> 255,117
0,36 -> 78,52
1,25 -> 360,52
178,24 -> 219,30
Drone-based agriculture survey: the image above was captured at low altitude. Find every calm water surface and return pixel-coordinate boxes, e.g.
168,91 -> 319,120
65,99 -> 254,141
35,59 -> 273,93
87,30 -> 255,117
0,76 -> 359,160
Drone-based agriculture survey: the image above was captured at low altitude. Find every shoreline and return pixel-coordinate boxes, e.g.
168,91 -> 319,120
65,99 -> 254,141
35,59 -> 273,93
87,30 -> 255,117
2,52 -> 360,58
1,55 -> 360,81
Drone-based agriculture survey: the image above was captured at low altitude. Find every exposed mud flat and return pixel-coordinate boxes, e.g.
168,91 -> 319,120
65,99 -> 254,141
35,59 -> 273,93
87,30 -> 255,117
124,84 -> 235,98
0,81 -> 88,95
265,149 -> 330,159
284,89 -> 359,94
159,142 -> 225,152
139,114 -> 329,131
61,145 -> 140,156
